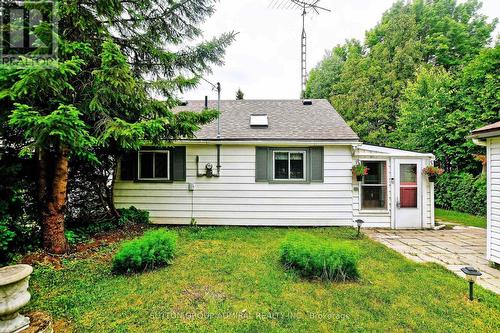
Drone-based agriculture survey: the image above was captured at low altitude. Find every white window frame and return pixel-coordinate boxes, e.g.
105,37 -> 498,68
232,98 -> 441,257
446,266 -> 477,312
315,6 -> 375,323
137,150 -> 170,180
272,150 -> 307,181
360,160 -> 388,211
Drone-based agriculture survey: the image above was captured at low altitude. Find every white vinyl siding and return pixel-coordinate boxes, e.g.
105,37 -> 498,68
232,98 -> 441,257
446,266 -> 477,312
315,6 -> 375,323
487,137 -> 500,264
114,144 -> 353,226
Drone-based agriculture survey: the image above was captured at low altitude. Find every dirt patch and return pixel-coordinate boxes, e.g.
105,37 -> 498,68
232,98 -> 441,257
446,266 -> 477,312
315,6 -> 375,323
24,311 -> 53,332
20,224 -> 150,268
182,284 -> 227,304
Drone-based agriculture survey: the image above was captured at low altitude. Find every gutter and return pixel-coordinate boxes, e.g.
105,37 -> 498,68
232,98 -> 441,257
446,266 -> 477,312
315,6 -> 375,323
174,139 -> 362,146
472,137 -> 487,147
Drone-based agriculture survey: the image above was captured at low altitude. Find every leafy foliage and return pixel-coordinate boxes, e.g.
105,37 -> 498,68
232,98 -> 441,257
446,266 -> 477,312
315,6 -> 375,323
435,172 -> 486,216
393,46 -> 499,171
117,206 -> 150,225
112,229 -> 177,274
280,233 -> 360,281
0,217 -> 16,256
305,0 -> 496,148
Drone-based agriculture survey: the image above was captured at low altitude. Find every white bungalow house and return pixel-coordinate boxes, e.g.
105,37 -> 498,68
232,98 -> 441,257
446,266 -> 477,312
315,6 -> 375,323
471,122 -> 500,265
114,99 -> 434,229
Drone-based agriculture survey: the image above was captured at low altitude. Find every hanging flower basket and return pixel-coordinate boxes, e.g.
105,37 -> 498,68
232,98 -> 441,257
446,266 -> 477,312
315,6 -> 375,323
422,165 -> 444,182
352,163 -> 369,181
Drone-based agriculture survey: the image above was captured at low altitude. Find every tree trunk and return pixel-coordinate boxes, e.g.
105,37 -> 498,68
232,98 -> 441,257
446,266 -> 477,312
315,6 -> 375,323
107,159 -> 120,219
42,145 -> 69,254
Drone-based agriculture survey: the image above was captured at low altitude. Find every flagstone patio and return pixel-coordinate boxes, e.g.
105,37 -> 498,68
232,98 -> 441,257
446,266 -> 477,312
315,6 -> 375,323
365,226 -> 500,294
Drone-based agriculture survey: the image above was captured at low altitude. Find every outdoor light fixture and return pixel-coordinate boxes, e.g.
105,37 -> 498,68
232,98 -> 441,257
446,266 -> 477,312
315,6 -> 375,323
460,266 -> 482,301
355,219 -> 364,238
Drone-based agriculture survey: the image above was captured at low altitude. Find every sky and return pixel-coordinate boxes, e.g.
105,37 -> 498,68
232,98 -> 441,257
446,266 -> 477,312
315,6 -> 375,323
182,0 -> 500,101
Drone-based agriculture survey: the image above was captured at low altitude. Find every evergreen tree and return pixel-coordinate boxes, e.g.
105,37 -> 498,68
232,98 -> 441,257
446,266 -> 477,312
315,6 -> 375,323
0,1 -> 235,253
236,88 -> 244,100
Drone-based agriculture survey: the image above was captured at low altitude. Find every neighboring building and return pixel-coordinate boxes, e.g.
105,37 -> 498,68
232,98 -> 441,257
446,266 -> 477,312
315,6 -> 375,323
471,122 -> 500,265
114,99 -> 434,229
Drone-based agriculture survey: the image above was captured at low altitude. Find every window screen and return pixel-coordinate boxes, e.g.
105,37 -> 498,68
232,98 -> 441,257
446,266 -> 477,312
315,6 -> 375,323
361,161 -> 387,209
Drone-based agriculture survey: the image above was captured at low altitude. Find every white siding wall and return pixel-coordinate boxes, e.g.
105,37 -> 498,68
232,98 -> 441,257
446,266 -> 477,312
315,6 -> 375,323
488,138 -> 500,264
114,144 -> 354,226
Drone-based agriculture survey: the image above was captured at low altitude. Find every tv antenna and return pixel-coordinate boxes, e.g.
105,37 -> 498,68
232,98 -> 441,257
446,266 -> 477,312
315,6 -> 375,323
269,0 -> 331,97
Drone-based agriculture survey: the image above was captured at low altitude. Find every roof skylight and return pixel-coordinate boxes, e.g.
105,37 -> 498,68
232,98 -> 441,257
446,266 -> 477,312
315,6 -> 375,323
250,114 -> 268,127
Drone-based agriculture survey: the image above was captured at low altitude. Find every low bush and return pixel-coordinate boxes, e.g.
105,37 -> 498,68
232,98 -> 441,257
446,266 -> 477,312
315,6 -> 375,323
112,229 -> 177,274
64,206 -> 150,247
279,233 -> 360,281
435,172 -> 486,216
117,206 -> 150,225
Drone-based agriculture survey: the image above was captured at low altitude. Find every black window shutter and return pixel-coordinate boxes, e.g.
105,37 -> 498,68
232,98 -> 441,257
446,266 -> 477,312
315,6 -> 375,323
120,152 -> 137,180
171,146 -> 186,181
310,147 -> 324,182
255,147 -> 268,182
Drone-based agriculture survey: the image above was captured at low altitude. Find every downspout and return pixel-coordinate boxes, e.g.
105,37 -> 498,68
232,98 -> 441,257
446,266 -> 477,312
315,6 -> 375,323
216,144 -> 221,176
215,83 -> 221,176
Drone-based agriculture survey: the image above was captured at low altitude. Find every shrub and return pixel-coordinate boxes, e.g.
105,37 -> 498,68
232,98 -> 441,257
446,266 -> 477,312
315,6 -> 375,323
65,230 -> 87,246
435,172 -> 486,216
0,217 -> 16,260
280,233 -> 360,281
117,206 -> 150,225
112,229 -> 177,273
64,207 -> 150,245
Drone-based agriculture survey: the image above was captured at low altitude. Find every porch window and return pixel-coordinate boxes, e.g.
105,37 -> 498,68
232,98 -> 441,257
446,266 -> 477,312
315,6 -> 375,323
273,151 -> 306,180
138,150 -> 170,180
400,164 -> 417,208
361,161 -> 387,209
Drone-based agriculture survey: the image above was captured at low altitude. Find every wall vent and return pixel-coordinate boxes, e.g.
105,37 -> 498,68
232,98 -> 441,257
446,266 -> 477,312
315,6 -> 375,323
302,99 -> 312,105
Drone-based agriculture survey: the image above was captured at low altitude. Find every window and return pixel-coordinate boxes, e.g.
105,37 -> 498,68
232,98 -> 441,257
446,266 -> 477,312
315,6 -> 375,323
400,164 -> 417,208
138,151 -> 170,180
273,151 -> 306,180
361,161 -> 387,209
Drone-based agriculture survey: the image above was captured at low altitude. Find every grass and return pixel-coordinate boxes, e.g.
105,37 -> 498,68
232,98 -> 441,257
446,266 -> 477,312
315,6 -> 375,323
27,227 -> 499,332
435,208 -> 487,228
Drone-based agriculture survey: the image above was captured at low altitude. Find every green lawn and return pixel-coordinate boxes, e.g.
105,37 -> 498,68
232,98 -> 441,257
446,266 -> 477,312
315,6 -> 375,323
28,227 -> 499,332
435,208 -> 487,228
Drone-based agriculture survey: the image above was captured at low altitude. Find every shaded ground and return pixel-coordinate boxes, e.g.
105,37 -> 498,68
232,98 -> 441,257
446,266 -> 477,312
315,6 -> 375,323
21,224 -> 149,269
25,227 -> 500,332
366,227 -> 500,294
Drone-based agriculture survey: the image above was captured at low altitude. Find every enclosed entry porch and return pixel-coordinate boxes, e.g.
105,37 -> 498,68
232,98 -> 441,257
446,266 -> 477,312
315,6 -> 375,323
352,145 -> 435,229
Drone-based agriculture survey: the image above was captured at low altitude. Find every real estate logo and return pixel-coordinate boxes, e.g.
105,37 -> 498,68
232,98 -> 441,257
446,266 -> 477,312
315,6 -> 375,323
0,0 -> 57,65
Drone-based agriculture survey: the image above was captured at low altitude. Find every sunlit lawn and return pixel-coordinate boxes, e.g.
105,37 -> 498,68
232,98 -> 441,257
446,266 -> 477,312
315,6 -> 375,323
435,208 -> 487,228
28,227 -> 500,332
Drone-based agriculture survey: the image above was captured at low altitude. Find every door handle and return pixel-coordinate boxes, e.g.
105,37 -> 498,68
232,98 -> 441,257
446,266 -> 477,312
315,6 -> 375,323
396,200 -> 400,208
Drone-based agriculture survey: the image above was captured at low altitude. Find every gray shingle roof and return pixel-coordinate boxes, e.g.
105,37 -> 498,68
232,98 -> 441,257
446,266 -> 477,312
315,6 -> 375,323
472,121 -> 500,136
174,99 -> 359,141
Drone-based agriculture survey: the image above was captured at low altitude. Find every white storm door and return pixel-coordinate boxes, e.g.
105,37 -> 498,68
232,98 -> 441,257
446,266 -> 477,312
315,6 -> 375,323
395,159 -> 422,229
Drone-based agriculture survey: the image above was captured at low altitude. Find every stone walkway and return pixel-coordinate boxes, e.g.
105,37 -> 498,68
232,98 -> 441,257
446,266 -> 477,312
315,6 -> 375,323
365,226 -> 500,294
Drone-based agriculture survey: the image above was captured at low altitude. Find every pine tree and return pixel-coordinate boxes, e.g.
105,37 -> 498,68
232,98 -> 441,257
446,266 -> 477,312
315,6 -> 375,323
0,1 -> 235,253
236,88 -> 244,100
